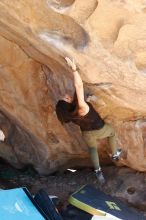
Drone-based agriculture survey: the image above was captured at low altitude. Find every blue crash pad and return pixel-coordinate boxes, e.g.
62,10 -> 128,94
0,188 -> 46,220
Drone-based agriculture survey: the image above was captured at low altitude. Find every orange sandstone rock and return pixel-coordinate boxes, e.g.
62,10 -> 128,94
0,0 -> 146,173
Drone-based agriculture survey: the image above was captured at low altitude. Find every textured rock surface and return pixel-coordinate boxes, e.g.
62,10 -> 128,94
0,0 -> 146,173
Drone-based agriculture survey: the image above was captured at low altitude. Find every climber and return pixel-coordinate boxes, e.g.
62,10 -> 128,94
56,57 -> 122,184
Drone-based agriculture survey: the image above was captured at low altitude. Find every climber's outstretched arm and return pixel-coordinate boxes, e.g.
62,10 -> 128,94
65,57 -> 89,116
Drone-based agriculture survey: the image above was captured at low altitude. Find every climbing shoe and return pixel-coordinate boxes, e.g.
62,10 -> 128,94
95,168 -> 105,185
112,148 -> 123,161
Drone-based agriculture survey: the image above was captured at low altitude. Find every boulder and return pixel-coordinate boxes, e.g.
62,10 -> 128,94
0,0 -> 146,173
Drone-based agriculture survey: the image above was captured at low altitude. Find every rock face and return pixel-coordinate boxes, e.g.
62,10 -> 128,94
0,0 -> 146,173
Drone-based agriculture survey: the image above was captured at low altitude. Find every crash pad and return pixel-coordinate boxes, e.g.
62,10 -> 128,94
0,187 -> 46,220
69,184 -> 146,220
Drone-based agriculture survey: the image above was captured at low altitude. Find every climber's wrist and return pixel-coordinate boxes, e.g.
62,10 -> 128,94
72,67 -> 79,72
